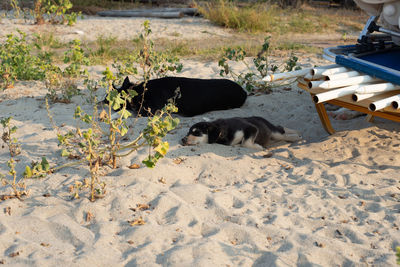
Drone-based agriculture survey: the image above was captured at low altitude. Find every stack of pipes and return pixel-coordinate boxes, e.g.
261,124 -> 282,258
262,64 -> 400,112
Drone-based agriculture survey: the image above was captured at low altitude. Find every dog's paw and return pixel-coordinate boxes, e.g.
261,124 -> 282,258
283,128 -> 302,142
240,140 -> 264,150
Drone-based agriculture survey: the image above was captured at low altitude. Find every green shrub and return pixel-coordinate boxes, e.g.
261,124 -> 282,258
34,0 -> 80,25
0,30 -> 48,89
218,36 -> 301,92
44,39 -> 89,103
112,20 -> 183,84
50,21 -> 181,201
63,39 -> 90,77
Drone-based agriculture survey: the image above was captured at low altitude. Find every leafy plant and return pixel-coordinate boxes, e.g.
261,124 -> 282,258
45,39 -> 89,103
44,66 -> 75,103
1,117 -> 24,199
218,36 -> 301,93
142,103 -> 179,168
397,247 -> 400,265
1,117 -> 50,200
1,117 -> 21,157
285,53 -> 301,72
1,158 -> 28,200
34,0 -> 80,25
101,68 -> 133,169
55,93 -> 178,201
49,21 -> 181,201
63,39 -> 90,77
24,157 -> 50,179
65,10 -> 81,26
10,0 -> 22,18
112,20 -> 183,84
72,105 -> 105,201
0,30 -> 48,89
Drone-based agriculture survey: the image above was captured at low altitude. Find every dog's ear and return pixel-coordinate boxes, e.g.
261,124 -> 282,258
120,76 -> 131,90
207,124 -> 220,144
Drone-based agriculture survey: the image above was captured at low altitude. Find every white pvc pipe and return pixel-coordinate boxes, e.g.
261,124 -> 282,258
355,82 -> 400,94
352,83 -> 400,102
352,92 -> 381,102
309,64 -> 340,79
313,84 -> 365,103
369,94 -> 400,111
392,99 -> 400,109
308,75 -> 380,89
311,66 -> 349,77
303,73 -> 314,80
263,68 -> 311,82
325,70 -> 360,81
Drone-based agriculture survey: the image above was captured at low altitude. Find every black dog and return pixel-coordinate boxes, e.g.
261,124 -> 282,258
181,117 -> 302,150
104,76 -> 247,116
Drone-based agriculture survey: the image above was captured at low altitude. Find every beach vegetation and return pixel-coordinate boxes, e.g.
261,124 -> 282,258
1,117 -> 21,157
5,0 -> 80,25
197,0 -> 365,34
218,36 -> 301,92
88,35 -> 119,64
397,247 -> 400,265
0,21 -> 180,202
198,0 -> 278,33
0,117 -> 50,200
49,21 -> 180,201
275,42 -> 321,54
33,32 -> 64,50
0,30 -> 48,89
33,0 -> 80,25
45,38 -> 90,103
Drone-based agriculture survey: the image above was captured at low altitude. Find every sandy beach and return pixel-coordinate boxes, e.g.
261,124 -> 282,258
0,13 -> 400,266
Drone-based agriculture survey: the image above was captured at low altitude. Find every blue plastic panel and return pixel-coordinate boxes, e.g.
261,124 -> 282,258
336,49 -> 400,85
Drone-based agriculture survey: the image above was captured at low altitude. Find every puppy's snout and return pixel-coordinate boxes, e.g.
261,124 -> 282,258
181,136 -> 188,146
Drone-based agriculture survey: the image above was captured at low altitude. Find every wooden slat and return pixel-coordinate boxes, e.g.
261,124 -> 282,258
297,82 -> 400,114
297,82 -> 400,134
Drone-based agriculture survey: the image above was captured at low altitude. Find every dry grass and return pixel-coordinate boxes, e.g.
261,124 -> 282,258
197,1 -> 367,35
19,2 -> 368,64
33,31 -> 353,66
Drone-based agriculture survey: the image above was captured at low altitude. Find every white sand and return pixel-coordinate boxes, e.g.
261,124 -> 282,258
1,14 -> 400,266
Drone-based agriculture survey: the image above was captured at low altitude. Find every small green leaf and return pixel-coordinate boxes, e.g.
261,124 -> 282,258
128,89 -> 138,98
119,109 -> 132,120
120,125 -> 128,137
154,141 -> 169,156
142,157 -> 155,168
41,157 -> 50,171
61,149 -> 70,157
24,166 -> 32,178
